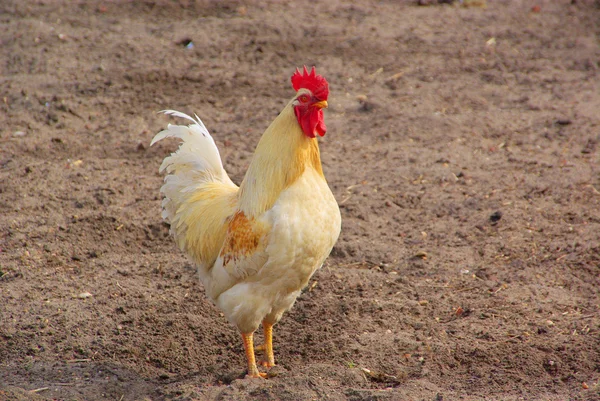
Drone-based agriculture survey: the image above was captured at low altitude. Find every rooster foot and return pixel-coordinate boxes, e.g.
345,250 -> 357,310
255,344 -> 276,367
246,371 -> 268,379
259,359 -> 276,368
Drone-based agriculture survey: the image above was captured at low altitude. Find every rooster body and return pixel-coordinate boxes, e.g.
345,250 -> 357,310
152,67 -> 341,377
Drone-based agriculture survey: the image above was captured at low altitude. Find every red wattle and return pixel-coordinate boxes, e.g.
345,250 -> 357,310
316,110 -> 326,137
295,107 -> 326,138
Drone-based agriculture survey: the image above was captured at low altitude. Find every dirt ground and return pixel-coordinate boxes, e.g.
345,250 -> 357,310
1,0 -> 600,400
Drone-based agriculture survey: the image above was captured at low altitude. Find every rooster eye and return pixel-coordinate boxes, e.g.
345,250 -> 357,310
298,94 -> 310,103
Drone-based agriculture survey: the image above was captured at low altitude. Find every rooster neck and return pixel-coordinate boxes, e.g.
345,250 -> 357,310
238,103 -> 324,218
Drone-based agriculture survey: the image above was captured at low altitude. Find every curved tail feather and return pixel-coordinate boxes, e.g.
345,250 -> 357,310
152,110 -> 238,269
152,110 -> 234,186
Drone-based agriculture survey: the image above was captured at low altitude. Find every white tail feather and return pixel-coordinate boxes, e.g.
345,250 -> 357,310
152,110 -> 234,186
152,110 -> 237,227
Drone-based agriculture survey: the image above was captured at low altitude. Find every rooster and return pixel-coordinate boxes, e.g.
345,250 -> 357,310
151,67 -> 341,378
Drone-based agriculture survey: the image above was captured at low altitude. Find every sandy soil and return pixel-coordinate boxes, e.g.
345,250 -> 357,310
1,0 -> 600,400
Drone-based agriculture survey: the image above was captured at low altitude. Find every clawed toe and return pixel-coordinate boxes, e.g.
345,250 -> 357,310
247,371 -> 268,379
259,360 -> 276,368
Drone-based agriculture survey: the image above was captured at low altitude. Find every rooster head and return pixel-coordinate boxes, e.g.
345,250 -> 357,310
291,66 -> 329,138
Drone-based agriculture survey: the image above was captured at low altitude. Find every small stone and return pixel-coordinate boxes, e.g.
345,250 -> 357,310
413,251 -> 428,260
489,211 -> 502,225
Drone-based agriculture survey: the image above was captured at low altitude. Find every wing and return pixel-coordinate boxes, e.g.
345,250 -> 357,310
220,211 -> 270,279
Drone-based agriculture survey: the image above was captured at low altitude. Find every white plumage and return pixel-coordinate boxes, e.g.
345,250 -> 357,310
151,75 -> 340,378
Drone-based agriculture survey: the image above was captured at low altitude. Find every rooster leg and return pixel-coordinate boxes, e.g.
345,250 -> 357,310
241,332 -> 266,378
259,321 -> 276,368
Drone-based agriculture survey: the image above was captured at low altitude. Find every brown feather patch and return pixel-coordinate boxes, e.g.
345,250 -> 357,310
221,211 -> 265,266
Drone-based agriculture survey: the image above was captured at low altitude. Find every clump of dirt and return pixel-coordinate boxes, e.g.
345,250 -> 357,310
1,1 -> 599,400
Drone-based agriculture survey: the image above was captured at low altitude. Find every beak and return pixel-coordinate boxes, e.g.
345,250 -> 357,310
312,100 -> 328,109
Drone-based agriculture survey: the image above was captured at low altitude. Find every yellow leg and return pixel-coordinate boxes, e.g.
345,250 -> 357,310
241,332 -> 266,378
260,321 -> 276,368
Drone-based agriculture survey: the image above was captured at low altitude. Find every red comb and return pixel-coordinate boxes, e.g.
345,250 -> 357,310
291,66 -> 329,101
